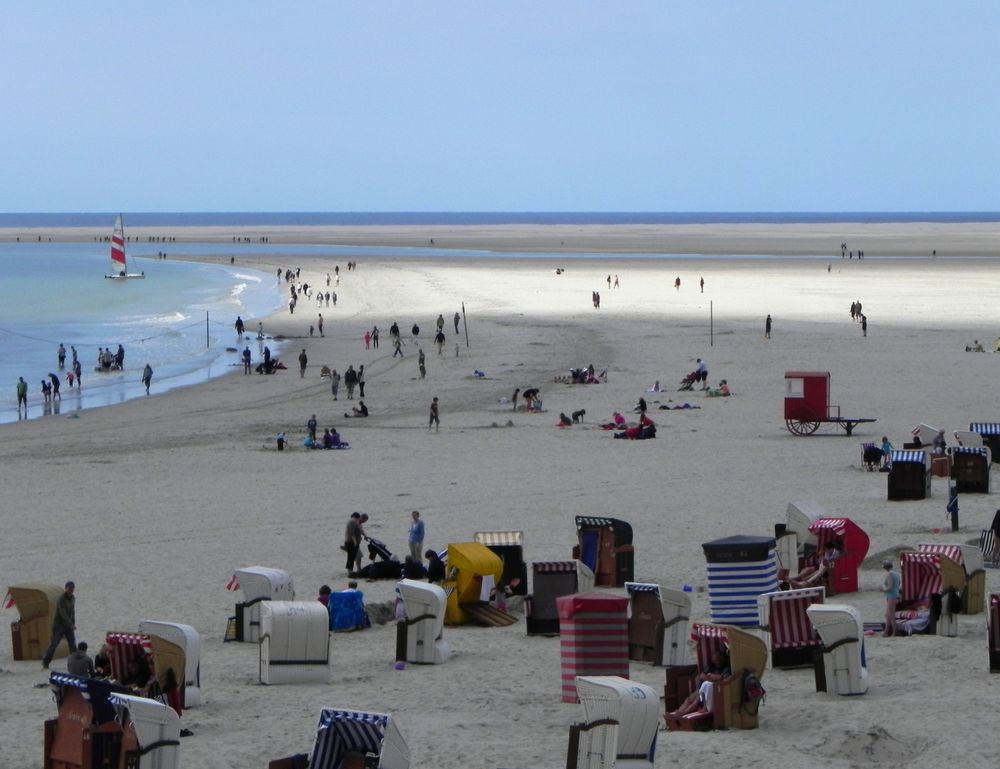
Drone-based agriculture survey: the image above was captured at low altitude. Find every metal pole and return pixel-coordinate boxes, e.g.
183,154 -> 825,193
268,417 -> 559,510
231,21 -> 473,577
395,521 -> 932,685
710,301 -> 714,347
206,311 -> 210,349
462,302 -> 469,348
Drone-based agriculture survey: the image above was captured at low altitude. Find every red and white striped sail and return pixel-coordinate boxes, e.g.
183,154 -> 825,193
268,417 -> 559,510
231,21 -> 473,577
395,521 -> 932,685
110,214 -> 127,270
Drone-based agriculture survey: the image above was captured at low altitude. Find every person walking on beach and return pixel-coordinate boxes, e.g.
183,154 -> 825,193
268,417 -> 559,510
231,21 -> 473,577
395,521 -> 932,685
73,359 -> 82,389
357,365 -> 366,397
700,277 -> 705,293
607,275 -> 612,289
434,330 -> 445,355
235,316 -> 245,339
42,581 -> 77,669
307,414 -> 318,442
330,369 -> 341,400
48,373 -> 61,400
393,337 -> 404,358
881,559 -> 900,637
141,364 -> 153,394
674,277 -> 681,291
453,311 -> 461,334
371,326 -> 379,349
16,376 -> 28,417
614,274 -> 619,288
408,510 -> 425,562
429,397 -> 440,431
418,348 -> 426,378
344,365 -> 357,398
318,314 -> 324,337
861,314 -> 868,337
242,347 -> 252,374
57,344 -> 66,369
765,315 -> 772,339
298,349 -> 308,378
364,330 -> 371,350
436,314 -> 445,334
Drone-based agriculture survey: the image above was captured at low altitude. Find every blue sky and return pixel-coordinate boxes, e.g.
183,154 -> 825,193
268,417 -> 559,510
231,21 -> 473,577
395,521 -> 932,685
3,3 -> 998,212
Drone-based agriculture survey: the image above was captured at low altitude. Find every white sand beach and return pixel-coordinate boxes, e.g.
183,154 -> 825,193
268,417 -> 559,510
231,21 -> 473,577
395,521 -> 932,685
3,224 -> 1000,768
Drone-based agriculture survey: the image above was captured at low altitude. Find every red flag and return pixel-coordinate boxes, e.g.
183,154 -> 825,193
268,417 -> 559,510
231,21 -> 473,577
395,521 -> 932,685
2,592 -> 14,609
225,575 -> 240,592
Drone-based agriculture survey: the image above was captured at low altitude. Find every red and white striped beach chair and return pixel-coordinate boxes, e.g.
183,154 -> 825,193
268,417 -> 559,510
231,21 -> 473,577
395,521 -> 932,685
917,543 -> 985,614
665,623 -> 767,732
756,587 -> 825,668
105,631 -> 186,703
898,551 -> 965,637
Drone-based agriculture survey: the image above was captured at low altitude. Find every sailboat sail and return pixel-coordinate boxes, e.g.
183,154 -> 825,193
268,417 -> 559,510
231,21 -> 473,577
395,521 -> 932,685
110,215 -> 127,272
106,214 -> 144,279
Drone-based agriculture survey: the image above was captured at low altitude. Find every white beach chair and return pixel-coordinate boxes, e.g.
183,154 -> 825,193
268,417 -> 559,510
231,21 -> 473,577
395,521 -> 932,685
575,676 -> 659,769
395,579 -> 450,664
259,601 -> 330,685
806,603 -> 869,695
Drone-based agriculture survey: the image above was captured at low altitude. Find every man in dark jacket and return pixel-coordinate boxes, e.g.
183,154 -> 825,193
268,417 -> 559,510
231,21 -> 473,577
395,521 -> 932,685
42,581 -> 77,669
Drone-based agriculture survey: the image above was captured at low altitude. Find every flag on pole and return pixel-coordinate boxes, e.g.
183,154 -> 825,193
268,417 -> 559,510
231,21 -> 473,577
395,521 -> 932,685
225,575 -> 240,592
2,592 -> 14,609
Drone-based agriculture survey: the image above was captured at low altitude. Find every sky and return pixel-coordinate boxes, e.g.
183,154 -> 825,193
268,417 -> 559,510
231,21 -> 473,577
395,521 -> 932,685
3,2 -> 999,212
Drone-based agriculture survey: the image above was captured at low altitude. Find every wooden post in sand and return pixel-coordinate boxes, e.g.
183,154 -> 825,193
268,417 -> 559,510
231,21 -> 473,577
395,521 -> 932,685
710,301 -> 714,347
206,311 -> 210,349
462,302 -> 469,348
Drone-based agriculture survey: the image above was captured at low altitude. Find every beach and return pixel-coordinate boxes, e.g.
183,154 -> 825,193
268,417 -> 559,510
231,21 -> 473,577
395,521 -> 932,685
3,223 -> 1000,769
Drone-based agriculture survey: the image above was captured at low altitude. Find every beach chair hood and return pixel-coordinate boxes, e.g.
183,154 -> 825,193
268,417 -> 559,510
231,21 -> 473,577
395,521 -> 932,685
309,709 -> 409,769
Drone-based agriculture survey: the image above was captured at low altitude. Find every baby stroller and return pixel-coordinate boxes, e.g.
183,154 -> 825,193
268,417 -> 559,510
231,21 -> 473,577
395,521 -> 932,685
861,442 -> 884,472
678,371 -> 699,391
366,536 -> 395,562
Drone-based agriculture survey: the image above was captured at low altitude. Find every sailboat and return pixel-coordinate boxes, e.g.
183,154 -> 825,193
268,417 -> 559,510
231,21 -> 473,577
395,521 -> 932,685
105,214 -> 145,279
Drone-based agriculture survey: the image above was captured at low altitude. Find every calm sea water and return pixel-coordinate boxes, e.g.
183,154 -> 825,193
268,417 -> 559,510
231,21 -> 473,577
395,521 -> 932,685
1,211 -> 999,227
0,242 -> 281,424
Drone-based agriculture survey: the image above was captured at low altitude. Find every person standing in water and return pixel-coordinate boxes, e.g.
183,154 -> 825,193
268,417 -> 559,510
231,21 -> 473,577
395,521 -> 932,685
142,364 -> 153,394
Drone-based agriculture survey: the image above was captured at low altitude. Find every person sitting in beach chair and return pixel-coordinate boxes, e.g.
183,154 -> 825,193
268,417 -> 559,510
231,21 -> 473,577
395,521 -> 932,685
782,539 -> 841,590
667,647 -> 731,718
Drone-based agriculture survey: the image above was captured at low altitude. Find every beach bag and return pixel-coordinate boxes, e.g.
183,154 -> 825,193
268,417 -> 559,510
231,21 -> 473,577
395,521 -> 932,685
742,670 -> 766,715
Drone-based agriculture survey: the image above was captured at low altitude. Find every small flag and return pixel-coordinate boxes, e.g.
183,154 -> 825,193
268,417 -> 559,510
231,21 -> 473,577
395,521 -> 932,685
912,425 -> 921,436
225,575 -> 240,592
2,592 -> 14,609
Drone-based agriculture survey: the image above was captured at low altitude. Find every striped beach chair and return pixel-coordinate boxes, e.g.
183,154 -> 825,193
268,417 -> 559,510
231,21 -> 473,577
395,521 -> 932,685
756,587 -> 825,668
950,446 -> 991,493
307,709 -> 409,769
917,543 -> 985,614
989,594 -> 1000,673
105,631 -> 186,697
665,623 -> 767,732
625,582 -> 691,667
898,551 -> 965,637
969,422 -> 1000,462
526,560 -> 594,636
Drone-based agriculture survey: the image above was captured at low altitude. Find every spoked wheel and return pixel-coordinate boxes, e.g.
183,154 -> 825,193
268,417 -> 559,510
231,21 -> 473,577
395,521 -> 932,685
786,417 -> 820,435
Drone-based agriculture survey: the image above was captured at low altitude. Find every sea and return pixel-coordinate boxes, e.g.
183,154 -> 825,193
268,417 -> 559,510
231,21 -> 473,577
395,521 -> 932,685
2,211 -> 997,424
0,241 -> 283,424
